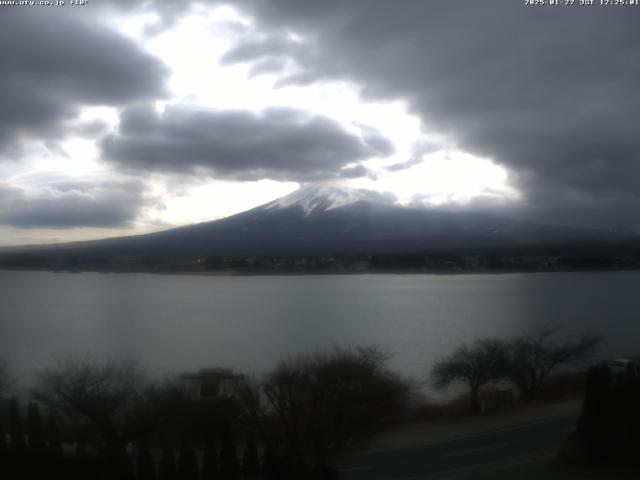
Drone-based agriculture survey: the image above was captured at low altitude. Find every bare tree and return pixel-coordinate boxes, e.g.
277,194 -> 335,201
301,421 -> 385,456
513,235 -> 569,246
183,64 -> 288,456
32,354 -> 151,456
507,330 -> 601,403
0,360 -> 15,398
431,338 -> 510,414
261,346 -> 410,477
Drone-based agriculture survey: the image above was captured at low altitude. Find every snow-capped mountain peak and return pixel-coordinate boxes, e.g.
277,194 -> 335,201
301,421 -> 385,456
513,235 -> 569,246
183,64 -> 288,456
263,184 -> 387,216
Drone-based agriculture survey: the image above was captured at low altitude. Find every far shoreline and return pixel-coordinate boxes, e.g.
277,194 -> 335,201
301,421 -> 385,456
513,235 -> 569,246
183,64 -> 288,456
1,265 -> 639,277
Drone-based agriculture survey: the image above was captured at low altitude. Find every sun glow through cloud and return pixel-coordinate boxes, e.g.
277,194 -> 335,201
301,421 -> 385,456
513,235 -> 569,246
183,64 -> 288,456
0,4 -> 520,245
113,7 -> 519,221
355,151 -> 519,206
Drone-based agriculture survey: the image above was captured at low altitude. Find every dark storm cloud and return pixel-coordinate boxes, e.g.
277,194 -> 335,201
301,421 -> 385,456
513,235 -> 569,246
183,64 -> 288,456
220,35 -> 307,66
338,164 -> 374,179
385,157 -> 424,173
0,9 -> 168,154
357,124 -> 394,158
76,120 -> 112,139
220,32 -> 327,87
247,58 -> 289,78
0,180 -> 149,229
102,105 -> 393,181
220,0 -> 640,228
385,141 -> 442,173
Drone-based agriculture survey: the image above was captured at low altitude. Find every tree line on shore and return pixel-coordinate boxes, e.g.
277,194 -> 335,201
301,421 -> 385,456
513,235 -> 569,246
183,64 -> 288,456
0,330 -> 601,479
3,251 -> 639,274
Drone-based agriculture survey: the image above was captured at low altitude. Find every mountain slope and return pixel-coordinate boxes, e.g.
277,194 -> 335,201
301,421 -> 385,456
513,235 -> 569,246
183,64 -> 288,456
1,185 -> 639,265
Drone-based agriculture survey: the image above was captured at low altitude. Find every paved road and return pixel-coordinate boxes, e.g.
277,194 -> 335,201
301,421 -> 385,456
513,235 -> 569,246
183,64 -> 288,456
333,412 -> 579,479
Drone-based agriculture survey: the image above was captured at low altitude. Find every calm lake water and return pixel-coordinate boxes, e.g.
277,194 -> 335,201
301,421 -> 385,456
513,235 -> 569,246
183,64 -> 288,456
1,270 -> 638,386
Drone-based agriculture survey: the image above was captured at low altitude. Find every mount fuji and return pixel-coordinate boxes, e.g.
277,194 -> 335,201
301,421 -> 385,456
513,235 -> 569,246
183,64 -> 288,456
1,184 -> 638,271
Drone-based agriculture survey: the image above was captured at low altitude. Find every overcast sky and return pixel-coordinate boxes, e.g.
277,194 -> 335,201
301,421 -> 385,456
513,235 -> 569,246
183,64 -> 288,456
1,0 -> 639,246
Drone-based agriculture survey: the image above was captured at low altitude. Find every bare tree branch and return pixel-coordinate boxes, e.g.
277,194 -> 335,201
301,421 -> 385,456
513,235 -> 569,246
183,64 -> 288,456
431,338 -> 510,413
258,345 -> 411,475
32,354 -> 149,452
507,330 -> 602,402
0,360 -> 16,398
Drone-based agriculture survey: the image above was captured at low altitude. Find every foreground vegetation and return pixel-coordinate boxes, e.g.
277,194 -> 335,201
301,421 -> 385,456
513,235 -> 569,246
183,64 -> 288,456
0,331 -> 602,479
431,331 -> 601,413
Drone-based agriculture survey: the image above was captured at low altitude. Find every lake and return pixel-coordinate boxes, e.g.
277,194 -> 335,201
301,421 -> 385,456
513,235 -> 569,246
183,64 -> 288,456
1,270 -> 638,388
